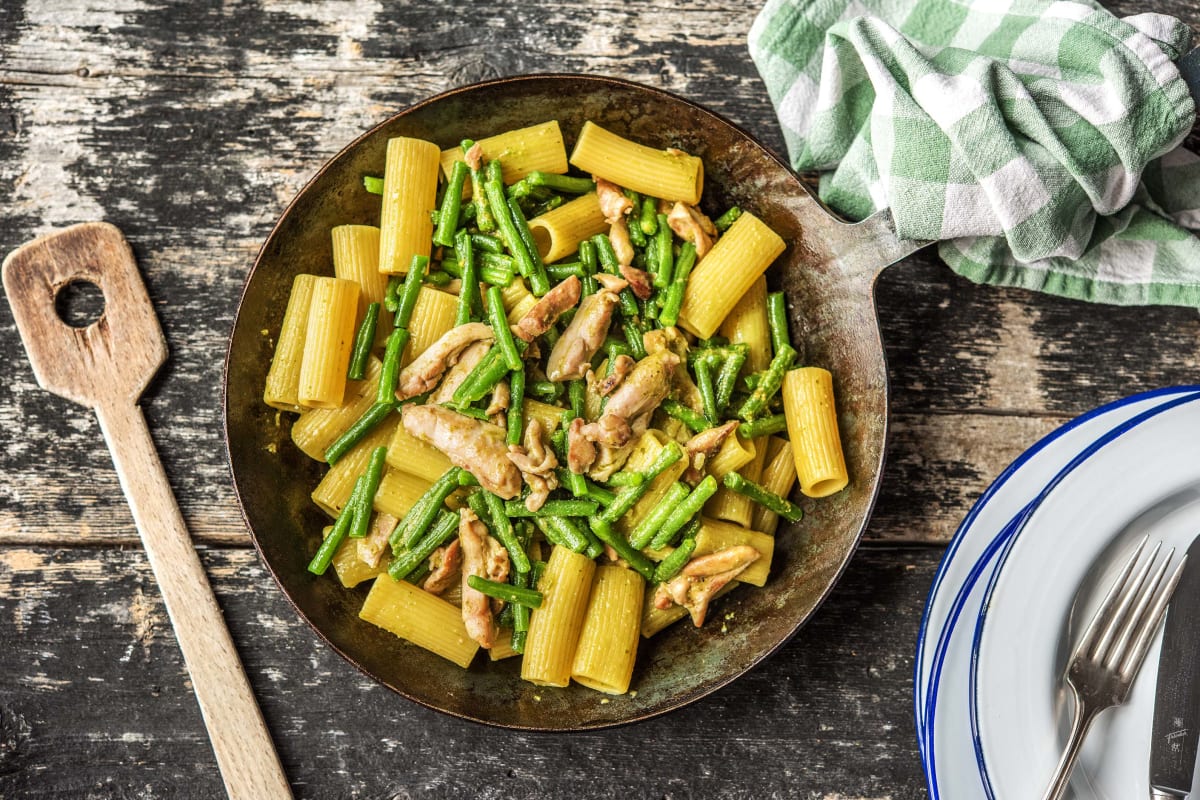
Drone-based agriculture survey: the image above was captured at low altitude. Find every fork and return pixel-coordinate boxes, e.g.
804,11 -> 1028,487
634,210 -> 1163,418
1040,537 -> 1188,800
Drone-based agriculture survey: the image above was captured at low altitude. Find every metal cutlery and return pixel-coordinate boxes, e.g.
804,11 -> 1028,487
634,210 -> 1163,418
1041,536 -> 1187,800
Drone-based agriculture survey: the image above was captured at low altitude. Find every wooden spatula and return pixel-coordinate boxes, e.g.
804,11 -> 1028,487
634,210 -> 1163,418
2,222 -> 292,800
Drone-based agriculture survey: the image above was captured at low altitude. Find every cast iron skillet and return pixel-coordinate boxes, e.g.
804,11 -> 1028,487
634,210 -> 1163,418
223,74 -> 924,730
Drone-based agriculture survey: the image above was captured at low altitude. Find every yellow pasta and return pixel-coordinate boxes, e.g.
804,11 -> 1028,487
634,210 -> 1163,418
693,518 -> 774,587
751,437 -> 798,535
264,274 -> 318,412
291,357 -> 381,461
331,533 -> 386,588
616,431 -> 689,535
569,121 -> 702,205
677,213 -> 786,340
641,582 -> 737,638
440,120 -> 568,187
402,286 -> 458,365
526,192 -> 609,263
706,433 -> 768,527
718,274 -> 771,374
499,277 -> 533,313
378,137 -> 441,275
782,368 -> 849,498
570,566 -> 644,695
331,225 -> 388,319
521,546 -> 596,687
523,399 -> 565,434
705,432 -> 756,481
384,423 -> 454,482
297,277 -> 360,409
311,421 -> 398,517
373,468 -> 432,519
488,634 -> 520,661
359,576 -> 479,668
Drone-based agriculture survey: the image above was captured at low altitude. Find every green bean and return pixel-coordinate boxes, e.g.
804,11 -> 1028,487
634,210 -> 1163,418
443,256 -> 513,287
349,446 -> 389,539
471,233 -> 505,254
424,269 -> 452,286
625,192 -> 647,248
506,196 -> 550,296
511,571 -> 531,653
307,475 -> 363,575
558,467 -> 589,499
546,262 -> 585,281
504,499 -> 599,518
738,414 -> 786,438
640,197 -> 658,235
388,510 -> 460,580
531,560 -> 549,589
486,286 -> 523,370
628,481 -> 691,550
346,302 -> 380,381
534,516 -> 589,553
402,559 -> 432,585
482,490 -> 532,574
395,254 -> 428,330
584,479 -> 616,507
591,233 -> 619,273
599,441 -> 684,523
363,175 -> 384,195
454,231 -> 481,325
743,371 -> 765,391
324,401 -> 394,465
383,275 -> 402,313
660,399 -> 708,433
623,320 -> 647,360
483,160 -> 534,276
650,475 -> 718,549
694,355 -> 718,424
461,140 -> 495,232
653,533 -> 698,583
433,160 -> 469,247
653,213 -> 674,289
467,575 -> 543,608
451,346 -> 500,407
579,239 -> 598,276
658,241 -> 696,327
526,171 -> 594,194
532,195 -> 564,217
767,291 -> 790,356
376,328 -> 410,404
458,470 -> 480,487
568,380 -> 585,419
466,486 -> 492,526
737,344 -> 796,421
481,252 -> 516,272
724,472 -> 804,521
606,470 -> 645,488
714,206 -> 742,232
589,519 -> 655,581
715,345 -> 749,413
527,379 -> 563,403
392,468 -> 464,549
506,366 -> 525,447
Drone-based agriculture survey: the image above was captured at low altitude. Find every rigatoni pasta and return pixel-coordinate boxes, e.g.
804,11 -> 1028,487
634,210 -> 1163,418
266,117 -> 850,696
782,367 -> 849,498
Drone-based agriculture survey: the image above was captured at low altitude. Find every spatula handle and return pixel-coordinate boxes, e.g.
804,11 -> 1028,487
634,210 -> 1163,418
95,399 -> 292,800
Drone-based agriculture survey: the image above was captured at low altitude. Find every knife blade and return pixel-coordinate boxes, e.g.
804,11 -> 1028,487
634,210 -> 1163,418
1150,532 -> 1200,799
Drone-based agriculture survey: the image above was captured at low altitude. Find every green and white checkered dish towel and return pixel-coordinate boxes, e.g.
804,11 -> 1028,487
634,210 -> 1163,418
749,0 -> 1200,307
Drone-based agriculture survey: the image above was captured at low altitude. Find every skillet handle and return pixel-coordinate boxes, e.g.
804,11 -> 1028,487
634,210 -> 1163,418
832,208 -> 930,290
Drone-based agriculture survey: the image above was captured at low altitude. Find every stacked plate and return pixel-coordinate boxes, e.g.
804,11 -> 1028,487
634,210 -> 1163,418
917,387 -> 1200,798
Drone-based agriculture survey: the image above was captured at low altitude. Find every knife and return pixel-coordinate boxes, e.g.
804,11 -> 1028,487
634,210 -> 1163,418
1150,532 -> 1200,799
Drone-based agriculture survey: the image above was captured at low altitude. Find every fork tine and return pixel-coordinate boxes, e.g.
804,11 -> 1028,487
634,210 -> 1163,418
1090,539 -> 1161,662
1075,535 -> 1148,658
1103,546 -> 1174,670
1118,554 -> 1188,679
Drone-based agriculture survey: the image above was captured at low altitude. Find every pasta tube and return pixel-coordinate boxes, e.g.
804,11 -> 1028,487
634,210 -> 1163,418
718,274 -> 771,374
521,546 -> 596,687
378,136 -> 441,274
297,277 -> 360,409
385,422 -> 455,482
677,213 -> 786,340
264,274 -> 318,411
311,421 -> 397,517
526,193 -> 609,263
569,121 -> 702,204
571,566 -> 644,695
332,224 -> 388,316
331,533 -> 385,588
782,368 -> 849,498
641,581 -> 736,638
616,431 -> 690,535
440,121 -> 568,187
704,432 -> 756,481
359,576 -> 479,668
705,432 -> 768,527
751,437 -> 798,534
693,518 -> 774,587
402,286 -> 458,365
373,468 -> 433,519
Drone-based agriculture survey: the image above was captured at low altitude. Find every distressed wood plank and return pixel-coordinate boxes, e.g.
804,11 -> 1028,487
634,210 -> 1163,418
0,545 -> 932,799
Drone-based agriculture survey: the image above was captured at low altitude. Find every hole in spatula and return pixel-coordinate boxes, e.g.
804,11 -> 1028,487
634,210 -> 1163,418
55,280 -> 105,328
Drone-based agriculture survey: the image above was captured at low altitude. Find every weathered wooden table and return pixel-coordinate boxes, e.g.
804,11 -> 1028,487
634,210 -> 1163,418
2,1 -> 1198,797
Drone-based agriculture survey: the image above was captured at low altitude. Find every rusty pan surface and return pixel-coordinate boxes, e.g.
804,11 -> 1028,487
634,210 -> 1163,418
223,75 -> 922,730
